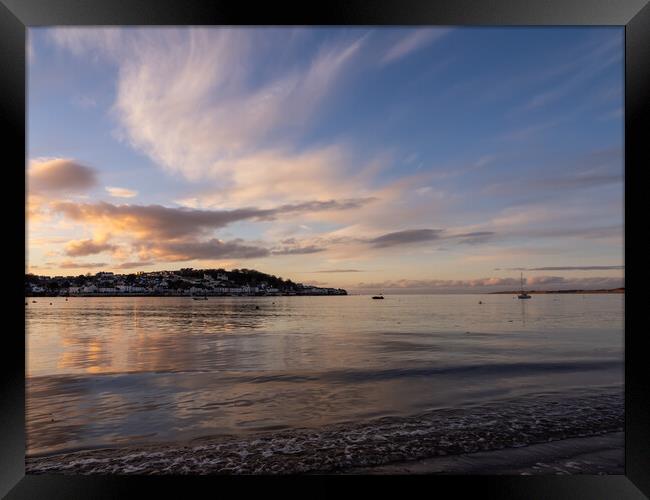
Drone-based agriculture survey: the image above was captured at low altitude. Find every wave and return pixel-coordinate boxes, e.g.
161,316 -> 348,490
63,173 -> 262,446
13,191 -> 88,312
28,358 -> 622,386
26,388 -> 623,475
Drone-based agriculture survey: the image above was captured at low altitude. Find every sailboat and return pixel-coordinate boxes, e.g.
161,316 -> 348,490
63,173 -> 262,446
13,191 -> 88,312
518,272 -> 531,299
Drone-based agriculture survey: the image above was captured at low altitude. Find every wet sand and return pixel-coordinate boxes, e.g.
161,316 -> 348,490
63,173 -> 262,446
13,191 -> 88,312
26,431 -> 623,475
341,432 -> 624,475
26,389 -> 623,475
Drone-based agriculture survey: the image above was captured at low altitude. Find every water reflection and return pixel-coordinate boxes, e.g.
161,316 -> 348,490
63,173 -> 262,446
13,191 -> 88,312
26,294 -> 624,455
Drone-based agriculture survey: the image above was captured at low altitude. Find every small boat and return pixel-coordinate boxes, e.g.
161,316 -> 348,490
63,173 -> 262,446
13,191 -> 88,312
518,272 -> 531,299
192,293 -> 208,300
372,294 -> 384,300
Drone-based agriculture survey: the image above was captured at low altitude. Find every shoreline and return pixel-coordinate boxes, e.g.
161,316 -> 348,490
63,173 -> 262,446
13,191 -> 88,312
339,431 -> 623,475
26,431 -> 623,476
26,390 -> 623,475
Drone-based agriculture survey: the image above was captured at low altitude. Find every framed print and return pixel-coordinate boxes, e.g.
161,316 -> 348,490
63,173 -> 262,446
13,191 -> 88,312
1,0 -> 648,498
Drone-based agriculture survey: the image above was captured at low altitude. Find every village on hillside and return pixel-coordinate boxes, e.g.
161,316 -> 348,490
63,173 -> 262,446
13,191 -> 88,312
25,268 -> 348,297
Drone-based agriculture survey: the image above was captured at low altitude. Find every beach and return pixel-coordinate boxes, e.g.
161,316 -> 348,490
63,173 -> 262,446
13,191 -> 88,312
342,432 -> 624,475
26,433 -> 624,476
26,388 -> 623,475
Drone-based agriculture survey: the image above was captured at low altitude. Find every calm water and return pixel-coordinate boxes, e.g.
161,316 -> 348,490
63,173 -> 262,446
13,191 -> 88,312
26,294 -> 624,457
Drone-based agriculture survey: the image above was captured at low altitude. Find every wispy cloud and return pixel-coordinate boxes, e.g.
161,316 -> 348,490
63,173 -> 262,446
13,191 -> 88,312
368,229 -> 443,248
106,186 -> 138,198
59,261 -> 107,269
496,265 -> 624,271
381,29 -> 451,64
271,245 -> 326,255
514,33 -> 623,114
313,269 -> 364,273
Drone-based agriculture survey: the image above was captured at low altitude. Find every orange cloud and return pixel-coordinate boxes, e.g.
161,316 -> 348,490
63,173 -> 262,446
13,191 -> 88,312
28,158 -> 98,194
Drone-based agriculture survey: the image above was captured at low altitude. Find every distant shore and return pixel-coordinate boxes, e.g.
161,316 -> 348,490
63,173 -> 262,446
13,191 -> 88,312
25,292 -> 347,298
490,288 -> 624,295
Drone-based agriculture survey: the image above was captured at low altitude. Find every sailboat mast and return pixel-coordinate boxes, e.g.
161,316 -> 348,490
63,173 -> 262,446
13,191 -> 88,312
521,272 -> 524,293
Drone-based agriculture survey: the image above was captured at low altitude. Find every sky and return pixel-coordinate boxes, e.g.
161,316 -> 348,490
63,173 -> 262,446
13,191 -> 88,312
26,27 -> 625,293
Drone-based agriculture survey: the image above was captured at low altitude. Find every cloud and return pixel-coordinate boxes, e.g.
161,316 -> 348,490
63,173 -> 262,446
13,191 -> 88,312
497,265 -> 624,271
526,276 -> 566,285
517,34 -> 622,113
532,173 -> 622,191
450,231 -> 496,245
54,28 -> 367,183
106,186 -> 138,198
364,229 -> 494,249
271,245 -> 326,255
47,28 -> 402,215
114,261 -> 155,269
47,27 -> 475,246
354,275 -> 624,293
382,29 -> 451,64
368,229 -> 443,248
313,269 -> 364,273
51,199 -> 372,240
64,238 -> 116,257
28,158 -> 98,194
59,261 -> 107,269
144,238 -> 270,261
356,277 -> 521,290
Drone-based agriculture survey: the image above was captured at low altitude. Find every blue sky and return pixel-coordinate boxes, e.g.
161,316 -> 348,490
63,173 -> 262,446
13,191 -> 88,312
26,27 -> 624,292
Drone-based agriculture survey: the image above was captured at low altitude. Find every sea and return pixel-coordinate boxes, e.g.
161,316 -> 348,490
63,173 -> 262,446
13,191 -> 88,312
25,294 -> 624,474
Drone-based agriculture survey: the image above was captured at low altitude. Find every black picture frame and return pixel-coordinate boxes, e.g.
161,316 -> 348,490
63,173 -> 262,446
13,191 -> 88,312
2,0 -> 647,497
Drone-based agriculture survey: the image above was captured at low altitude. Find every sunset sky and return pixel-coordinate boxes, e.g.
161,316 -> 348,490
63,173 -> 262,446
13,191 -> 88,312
26,27 -> 624,293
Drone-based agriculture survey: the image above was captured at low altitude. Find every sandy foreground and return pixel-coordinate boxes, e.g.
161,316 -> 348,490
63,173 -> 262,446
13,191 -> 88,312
26,432 -> 623,475
339,432 -> 624,475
